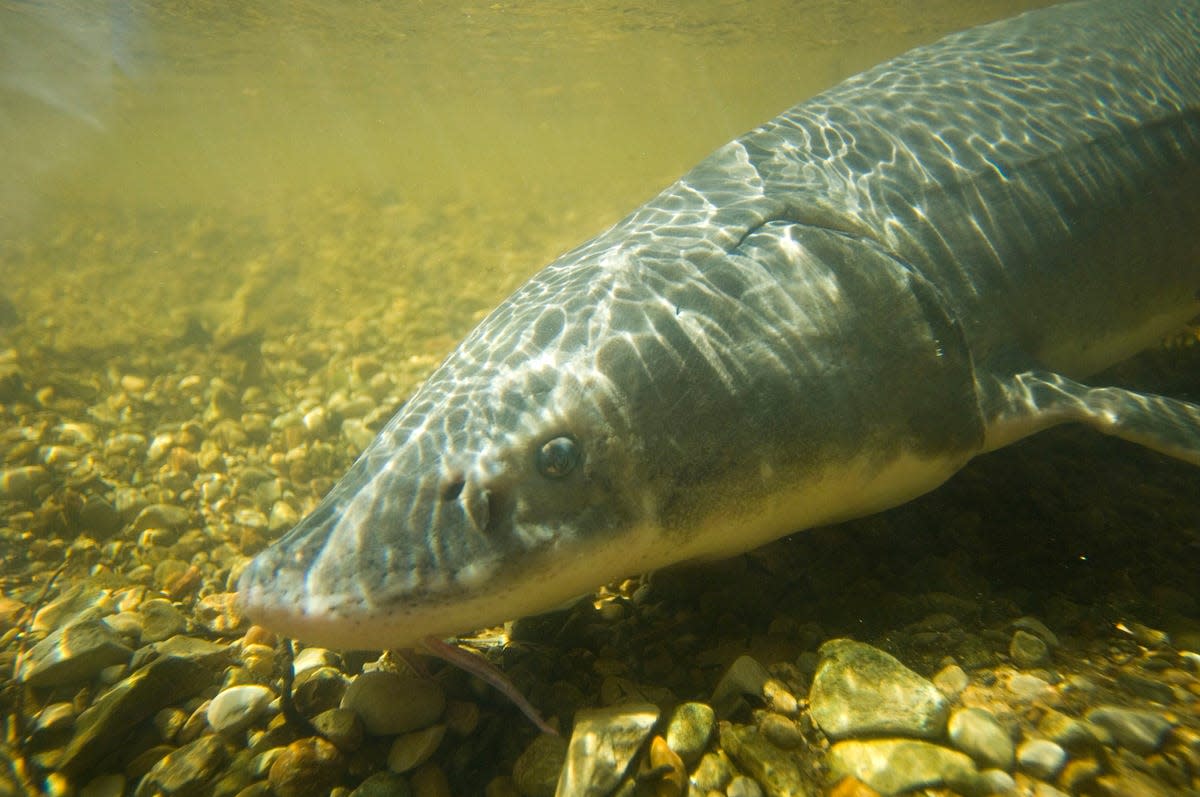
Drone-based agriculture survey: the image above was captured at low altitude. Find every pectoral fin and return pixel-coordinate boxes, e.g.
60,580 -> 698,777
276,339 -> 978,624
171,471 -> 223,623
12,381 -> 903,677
981,370 -> 1200,465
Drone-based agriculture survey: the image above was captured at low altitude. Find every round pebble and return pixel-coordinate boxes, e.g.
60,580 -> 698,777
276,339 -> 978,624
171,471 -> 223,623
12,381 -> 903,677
1016,738 -> 1067,780
341,670 -> 445,736
387,724 -> 447,774
665,702 -> 715,765
207,684 -> 273,735
947,707 -> 1014,771
268,737 -> 346,797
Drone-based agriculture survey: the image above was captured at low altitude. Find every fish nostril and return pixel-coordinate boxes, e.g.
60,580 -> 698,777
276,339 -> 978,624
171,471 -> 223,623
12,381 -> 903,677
440,477 -> 465,502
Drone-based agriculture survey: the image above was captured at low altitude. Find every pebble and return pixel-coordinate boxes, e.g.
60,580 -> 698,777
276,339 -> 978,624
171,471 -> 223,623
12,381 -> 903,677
947,707 -> 1014,771
648,735 -> 685,797
293,666 -> 349,717
511,734 -> 568,797
827,739 -> 980,796
293,646 -> 343,677
1010,630 -> 1050,668
1007,673 -> 1054,702
410,763 -> 452,797
726,775 -> 765,797
207,684 -> 274,735
689,750 -> 734,794
349,772 -> 413,797
932,663 -> 969,698
387,724 -> 446,774
1011,617 -> 1059,648
268,737 -> 347,797
1037,708 -> 1101,753
720,723 -> 808,797
665,701 -> 715,765
809,639 -> 949,740
1016,738 -> 1067,780
557,703 -> 659,797
0,464 -> 50,501
311,708 -> 365,753
340,670 -> 445,736
132,503 -> 192,532
193,593 -> 244,636
710,655 -> 771,717
138,599 -> 189,643
1085,705 -> 1174,754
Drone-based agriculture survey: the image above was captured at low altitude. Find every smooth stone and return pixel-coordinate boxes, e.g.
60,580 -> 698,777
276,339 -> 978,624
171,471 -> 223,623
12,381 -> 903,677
948,707 -> 1014,771
193,593 -> 244,636
1007,673 -> 1053,702
138,599 -> 188,644
828,739 -> 981,797
206,684 -> 273,735
689,751 -> 734,794
976,769 -> 1016,795
0,465 -> 50,501
132,735 -> 230,797
711,655 -> 772,717
1115,671 -> 1175,704
1009,630 -> 1050,669
1085,706 -> 1173,754
57,655 -> 212,778
1037,709 -> 1101,753
932,664 -> 969,698
293,666 -> 349,717
141,635 -> 232,667
727,775 -> 765,797
348,771 -> 413,797
132,503 -> 192,531
1016,739 -> 1067,780
292,647 -> 343,678
665,702 -> 715,765
32,702 -> 76,735
79,496 -> 122,539
268,737 -> 346,797
649,735 -> 685,796
760,712 -> 803,751
387,724 -> 446,774
311,709 -> 364,754
557,703 -> 659,797
719,723 -> 810,797
511,734 -> 567,797
341,670 -> 444,736
410,763 -> 452,797
154,708 -> 188,744
809,639 -> 948,741
18,619 -> 133,687
1011,617 -> 1059,648
31,583 -> 109,633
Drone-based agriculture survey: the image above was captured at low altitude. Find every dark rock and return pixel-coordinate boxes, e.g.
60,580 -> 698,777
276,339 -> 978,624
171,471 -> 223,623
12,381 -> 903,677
57,655 -> 213,779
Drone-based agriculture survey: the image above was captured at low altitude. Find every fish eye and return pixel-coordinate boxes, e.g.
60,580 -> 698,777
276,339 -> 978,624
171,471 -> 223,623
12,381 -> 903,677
536,436 -> 579,479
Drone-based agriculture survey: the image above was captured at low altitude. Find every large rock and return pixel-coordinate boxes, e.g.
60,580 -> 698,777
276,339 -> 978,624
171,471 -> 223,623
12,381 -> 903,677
133,735 -> 230,797
557,703 -> 659,797
828,739 -> 981,796
18,619 -> 133,687
57,655 -> 214,779
809,639 -> 948,741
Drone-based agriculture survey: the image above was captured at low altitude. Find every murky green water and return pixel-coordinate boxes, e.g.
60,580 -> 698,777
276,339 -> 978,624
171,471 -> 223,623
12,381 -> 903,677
4,0 -> 1054,352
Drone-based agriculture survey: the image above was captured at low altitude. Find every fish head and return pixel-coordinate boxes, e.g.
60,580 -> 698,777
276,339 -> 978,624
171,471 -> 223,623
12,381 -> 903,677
236,256 -> 661,650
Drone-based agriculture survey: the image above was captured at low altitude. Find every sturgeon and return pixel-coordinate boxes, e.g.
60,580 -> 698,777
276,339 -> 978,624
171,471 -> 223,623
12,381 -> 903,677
239,0 -> 1200,652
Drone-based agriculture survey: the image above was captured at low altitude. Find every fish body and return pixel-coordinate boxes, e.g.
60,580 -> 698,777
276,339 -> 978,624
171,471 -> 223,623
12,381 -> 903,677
239,0 -> 1200,650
